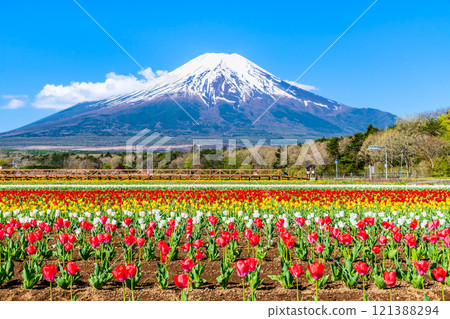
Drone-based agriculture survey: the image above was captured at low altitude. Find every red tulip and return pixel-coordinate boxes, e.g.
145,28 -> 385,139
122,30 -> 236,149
235,260 -> 250,277
295,217 -> 305,226
406,237 -> 417,248
100,216 -> 108,224
444,236 -> 450,248
433,267 -> 448,282
339,233 -> 353,245
193,239 -> 203,249
372,246 -> 381,254
307,232 -> 318,244
249,234 -> 260,247
126,264 -> 137,278
136,237 -> 145,247
63,261 -> 80,276
414,260 -> 428,276
68,234 -> 77,244
41,264 -> 57,282
231,230 -> 239,241
123,235 -> 136,246
243,228 -> 253,240
284,236 -> 295,249
26,232 -> 37,244
182,242 -> 191,253
383,271 -> 396,287
123,217 -> 132,226
97,233 -> 105,244
216,237 -> 227,247
356,220 -> 365,230
194,250 -> 205,261
354,262 -> 369,276
104,233 -> 112,243
428,234 -> 438,244
5,226 -> 16,237
357,230 -> 369,241
58,234 -> 68,245
308,262 -> 324,280
314,243 -> 324,254
64,243 -> 73,252
112,265 -> 127,282
246,257 -> 257,272
208,216 -> 218,226
174,274 -> 192,289
393,232 -> 403,243
89,236 -> 99,248
179,257 -> 198,272
159,242 -> 171,255
26,245 -> 37,256
289,264 -> 305,278
378,235 -> 388,246
331,228 -> 340,238
253,218 -> 263,229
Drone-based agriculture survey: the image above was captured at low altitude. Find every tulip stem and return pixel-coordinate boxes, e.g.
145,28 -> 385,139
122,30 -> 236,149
362,278 -> 365,301
422,278 -> 425,294
70,276 -> 73,300
315,280 -> 318,301
296,278 -> 299,301
122,281 -> 126,301
242,277 -> 246,301
49,282 -> 53,301
389,287 -> 392,302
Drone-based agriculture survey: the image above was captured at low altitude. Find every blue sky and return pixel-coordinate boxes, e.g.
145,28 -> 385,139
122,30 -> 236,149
1,0 -> 450,133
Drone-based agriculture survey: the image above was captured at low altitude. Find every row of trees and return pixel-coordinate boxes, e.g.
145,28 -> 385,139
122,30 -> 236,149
320,110 -> 450,177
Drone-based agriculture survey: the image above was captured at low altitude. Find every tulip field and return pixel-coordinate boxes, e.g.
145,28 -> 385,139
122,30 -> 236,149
0,186 -> 450,301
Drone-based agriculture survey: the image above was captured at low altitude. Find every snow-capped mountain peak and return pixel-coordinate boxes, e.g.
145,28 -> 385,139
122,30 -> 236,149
105,53 -> 299,107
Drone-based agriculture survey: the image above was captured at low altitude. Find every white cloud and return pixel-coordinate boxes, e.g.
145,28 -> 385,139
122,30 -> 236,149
2,94 -> 28,99
33,68 -> 168,110
1,95 -> 28,109
156,70 -> 169,77
286,81 -> 318,91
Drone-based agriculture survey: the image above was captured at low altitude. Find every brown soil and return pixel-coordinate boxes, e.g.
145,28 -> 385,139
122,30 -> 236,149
1,238 -> 448,301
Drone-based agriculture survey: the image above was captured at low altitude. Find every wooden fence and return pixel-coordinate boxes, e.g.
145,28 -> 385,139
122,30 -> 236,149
0,169 -> 306,181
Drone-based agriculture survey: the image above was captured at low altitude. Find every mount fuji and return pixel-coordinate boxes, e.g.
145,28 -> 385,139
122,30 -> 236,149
0,53 -> 396,148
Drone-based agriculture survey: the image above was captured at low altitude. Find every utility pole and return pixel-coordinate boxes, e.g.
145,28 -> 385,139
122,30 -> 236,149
335,159 -> 338,179
400,149 -> 403,178
385,147 -> 388,180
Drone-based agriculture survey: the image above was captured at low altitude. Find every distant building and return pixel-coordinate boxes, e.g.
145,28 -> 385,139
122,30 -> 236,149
11,160 -> 23,168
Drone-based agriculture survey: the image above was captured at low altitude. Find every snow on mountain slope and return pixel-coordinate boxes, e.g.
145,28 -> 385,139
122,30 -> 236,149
101,53 -> 318,108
